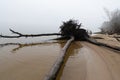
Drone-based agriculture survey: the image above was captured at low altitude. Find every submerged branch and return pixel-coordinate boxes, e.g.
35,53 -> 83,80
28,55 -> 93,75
0,41 -> 65,52
0,29 -> 61,38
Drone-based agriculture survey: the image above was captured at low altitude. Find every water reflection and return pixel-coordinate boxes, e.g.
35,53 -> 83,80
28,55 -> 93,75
57,42 -> 83,80
0,40 -> 65,52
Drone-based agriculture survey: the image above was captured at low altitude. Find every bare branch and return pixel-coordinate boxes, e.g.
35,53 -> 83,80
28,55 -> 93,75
9,28 -> 23,36
0,29 -> 61,38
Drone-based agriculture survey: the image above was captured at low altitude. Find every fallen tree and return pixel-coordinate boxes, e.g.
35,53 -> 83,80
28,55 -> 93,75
0,20 -> 89,40
0,19 -> 120,80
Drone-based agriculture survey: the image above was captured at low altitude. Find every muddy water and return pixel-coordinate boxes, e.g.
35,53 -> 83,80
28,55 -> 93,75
58,42 -> 120,80
0,37 -> 64,80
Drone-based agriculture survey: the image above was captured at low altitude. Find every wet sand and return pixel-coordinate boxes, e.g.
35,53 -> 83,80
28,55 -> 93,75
0,42 -> 63,80
59,42 -> 120,80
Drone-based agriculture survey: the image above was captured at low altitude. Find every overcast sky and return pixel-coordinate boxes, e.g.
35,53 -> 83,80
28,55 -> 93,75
0,0 -> 120,34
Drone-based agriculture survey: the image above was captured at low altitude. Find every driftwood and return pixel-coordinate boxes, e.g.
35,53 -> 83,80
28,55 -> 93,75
44,36 -> 74,80
0,29 -> 61,38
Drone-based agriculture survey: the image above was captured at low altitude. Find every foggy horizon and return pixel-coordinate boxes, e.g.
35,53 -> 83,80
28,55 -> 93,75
0,0 -> 120,34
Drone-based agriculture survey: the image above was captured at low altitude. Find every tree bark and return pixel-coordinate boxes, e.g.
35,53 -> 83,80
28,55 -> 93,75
44,36 -> 74,80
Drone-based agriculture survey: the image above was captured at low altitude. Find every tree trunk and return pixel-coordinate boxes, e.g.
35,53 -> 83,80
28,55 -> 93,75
44,36 -> 74,80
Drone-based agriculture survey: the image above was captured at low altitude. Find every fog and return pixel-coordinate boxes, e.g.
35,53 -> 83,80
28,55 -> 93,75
0,0 -> 120,34
101,9 -> 120,34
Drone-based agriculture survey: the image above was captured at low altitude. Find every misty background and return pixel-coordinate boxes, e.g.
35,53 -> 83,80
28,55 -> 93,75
0,0 -> 120,34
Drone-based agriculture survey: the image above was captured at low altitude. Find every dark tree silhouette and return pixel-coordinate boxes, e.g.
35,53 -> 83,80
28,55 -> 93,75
60,19 -> 79,36
0,19 -> 89,40
59,19 -> 89,40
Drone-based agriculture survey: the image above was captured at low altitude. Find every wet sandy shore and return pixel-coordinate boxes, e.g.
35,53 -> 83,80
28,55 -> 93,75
59,42 -> 120,80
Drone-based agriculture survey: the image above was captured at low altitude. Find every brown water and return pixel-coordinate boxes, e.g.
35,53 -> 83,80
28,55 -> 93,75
0,37 -> 64,80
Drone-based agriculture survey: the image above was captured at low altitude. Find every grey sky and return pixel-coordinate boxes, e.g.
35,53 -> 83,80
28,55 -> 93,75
0,0 -> 120,34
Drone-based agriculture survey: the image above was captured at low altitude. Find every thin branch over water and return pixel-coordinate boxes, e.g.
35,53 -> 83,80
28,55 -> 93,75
0,29 -> 61,38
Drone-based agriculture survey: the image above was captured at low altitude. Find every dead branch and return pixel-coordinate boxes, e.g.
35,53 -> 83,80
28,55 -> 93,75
0,29 -> 61,38
44,36 -> 74,80
9,29 -> 23,36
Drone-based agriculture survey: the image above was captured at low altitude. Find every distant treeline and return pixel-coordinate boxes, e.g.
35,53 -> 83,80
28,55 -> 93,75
100,9 -> 120,34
